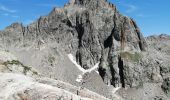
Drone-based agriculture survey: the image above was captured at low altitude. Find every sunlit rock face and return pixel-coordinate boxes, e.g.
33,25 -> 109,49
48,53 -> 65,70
0,0 -> 169,100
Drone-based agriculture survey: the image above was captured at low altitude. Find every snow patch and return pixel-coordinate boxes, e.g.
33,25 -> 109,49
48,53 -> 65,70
85,62 -> 99,73
76,75 -> 83,82
95,70 -> 99,74
67,54 -> 85,72
68,54 -> 100,83
68,54 -> 100,73
112,87 -> 121,94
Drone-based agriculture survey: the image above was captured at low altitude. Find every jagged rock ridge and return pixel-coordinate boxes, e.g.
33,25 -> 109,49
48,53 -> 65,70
0,0 -> 147,87
0,0 -> 169,100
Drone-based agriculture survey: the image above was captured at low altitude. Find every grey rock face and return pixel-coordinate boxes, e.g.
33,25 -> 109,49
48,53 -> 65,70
1,0 -> 170,99
65,0 -> 147,87
146,35 -> 170,97
0,0 -> 147,88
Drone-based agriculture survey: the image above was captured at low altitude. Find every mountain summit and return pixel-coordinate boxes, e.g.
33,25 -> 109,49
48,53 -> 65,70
0,0 -> 169,100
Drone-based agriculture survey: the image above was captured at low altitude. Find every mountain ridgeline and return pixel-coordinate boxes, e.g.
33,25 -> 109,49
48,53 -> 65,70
0,0 -> 169,100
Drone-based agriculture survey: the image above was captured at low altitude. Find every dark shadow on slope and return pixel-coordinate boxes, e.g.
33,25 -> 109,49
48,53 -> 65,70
118,56 -> 125,88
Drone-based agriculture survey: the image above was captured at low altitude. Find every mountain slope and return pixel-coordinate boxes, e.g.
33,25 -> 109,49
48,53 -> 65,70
0,0 -> 169,100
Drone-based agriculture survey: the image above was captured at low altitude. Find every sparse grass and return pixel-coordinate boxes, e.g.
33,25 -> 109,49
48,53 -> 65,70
22,43 -> 30,47
48,56 -> 55,66
3,60 -> 21,66
32,70 -> 38,75
136,81 -> 144,89
23,66 -> 31,75
3,60 -> 38,75
120,52 -> 142,62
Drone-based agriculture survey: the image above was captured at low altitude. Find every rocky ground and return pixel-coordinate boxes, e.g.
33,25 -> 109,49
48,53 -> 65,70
0,0 -> 169,100
0,51 -> 120,100
0,73 -> 112,100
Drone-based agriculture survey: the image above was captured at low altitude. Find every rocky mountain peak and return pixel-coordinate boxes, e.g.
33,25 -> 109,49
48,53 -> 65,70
70,0 -> 106,6
0,0 -> 148,88
66,0 -> 115,11
5,22 -> 23,31
0,0 -> 169,99
8,22 -> 22,27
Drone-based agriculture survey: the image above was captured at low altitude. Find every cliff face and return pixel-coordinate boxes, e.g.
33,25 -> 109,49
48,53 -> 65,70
0,0 -> 169,100
0,0 -> 147,87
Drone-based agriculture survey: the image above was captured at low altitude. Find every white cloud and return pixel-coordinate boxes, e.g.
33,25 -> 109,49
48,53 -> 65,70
0,5 -> 17,13
0,5 -> 19,18
125,4 -> 137,13
1,12 -> 19,18
136,14 -> 151,18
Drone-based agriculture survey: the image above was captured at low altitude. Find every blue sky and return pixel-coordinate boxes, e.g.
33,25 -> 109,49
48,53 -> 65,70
0,0 -> 170,36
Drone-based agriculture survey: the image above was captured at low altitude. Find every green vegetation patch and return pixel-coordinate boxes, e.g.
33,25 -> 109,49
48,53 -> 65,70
3,60 -> 21,66
48,56 -> 55,66
3,60 -> 38,75
22,43 -> 30,47
120,52 -> 142,62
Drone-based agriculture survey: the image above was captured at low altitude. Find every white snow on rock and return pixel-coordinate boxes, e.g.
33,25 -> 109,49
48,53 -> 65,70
68,54 -> 86,72
112,87 -> 121,94
76,75 -> 83,82
68,54 -> 99,73
85,62 -> 99,73
69,53 -> 123,99
95,70 -> 99,74
68,54 -> 100,83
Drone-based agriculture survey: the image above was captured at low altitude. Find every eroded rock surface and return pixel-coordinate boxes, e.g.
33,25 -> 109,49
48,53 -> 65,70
0,0 -> 169,100
0,0 -> 147,87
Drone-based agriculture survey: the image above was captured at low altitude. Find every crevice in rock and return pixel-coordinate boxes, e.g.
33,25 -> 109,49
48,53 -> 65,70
120,18 -> 126,51
37,17 -> 42,34
138,41 -> 144,51
62,18 -> 72,27
113,12 -> 120,41
21,24 -> 25,36
76,50 -> 82,66
75,0 -> 84,5
131,19 -> 146,51
75,16 -> 84,47
110,65 -> 117,87
26,26 -> 31,36
104,35 -> 112,48
98,67 -> 106,81
41,17 -> 51,35
118,56 -> 125,88
98,56 -> 107,83
120,27 -> 125,50
75,15 -> 84,67
104,22 -> 115,48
